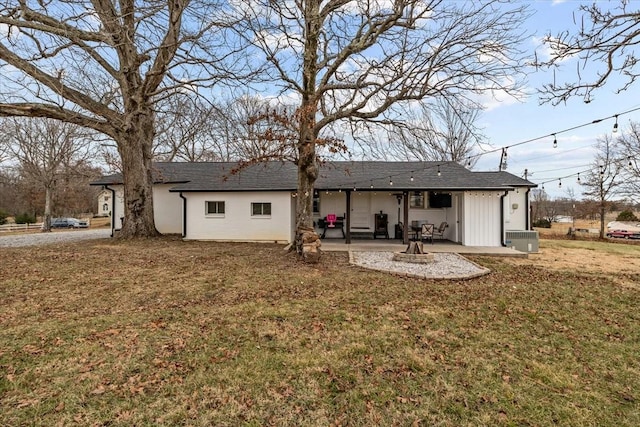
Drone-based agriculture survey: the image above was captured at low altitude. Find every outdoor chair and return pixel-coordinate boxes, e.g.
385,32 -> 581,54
433,221 -> 448,241
421,223 -> 434,243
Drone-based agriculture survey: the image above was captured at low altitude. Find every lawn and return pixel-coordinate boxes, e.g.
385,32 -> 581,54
1,237 -> 639,426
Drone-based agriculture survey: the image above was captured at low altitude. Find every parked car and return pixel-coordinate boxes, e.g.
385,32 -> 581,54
605,229 -> 640,239
51,218 -> 89,229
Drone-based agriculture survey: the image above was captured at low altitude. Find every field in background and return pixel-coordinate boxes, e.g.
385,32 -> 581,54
1,238 -> 638,426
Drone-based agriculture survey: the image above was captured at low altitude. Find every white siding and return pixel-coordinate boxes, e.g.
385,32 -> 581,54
463,191 -> 503,247
106,185 -> 180,234
153,184 -> 183,234
108,185 -> 125,231
504,189 -> 529,231
184,191 -> 293,243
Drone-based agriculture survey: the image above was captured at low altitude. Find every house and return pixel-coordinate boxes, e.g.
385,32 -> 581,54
92,161 -> 537,247
96,189 -> 113,217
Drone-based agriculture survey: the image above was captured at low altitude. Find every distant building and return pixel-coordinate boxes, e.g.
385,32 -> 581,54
97,189 -> 112,217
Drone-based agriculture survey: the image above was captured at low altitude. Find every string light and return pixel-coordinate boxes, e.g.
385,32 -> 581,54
309,104 -> 637,189
370,181 -> 374,189
558,179 -> 562,188
577,173 -> 580,183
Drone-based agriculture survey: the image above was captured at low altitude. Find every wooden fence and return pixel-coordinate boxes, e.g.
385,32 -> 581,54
0,223 -> 44,233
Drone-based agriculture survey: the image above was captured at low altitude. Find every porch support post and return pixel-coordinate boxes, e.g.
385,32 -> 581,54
403,191 -> 409,244
345,190 -> 352,244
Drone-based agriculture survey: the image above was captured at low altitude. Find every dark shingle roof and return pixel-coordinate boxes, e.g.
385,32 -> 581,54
91,161 -> 537,192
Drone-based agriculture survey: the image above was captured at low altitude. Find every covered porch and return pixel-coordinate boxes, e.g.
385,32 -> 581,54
313,189 -> 461,245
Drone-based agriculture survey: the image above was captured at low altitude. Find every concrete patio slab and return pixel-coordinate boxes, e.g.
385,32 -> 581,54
320,239 -> 528,257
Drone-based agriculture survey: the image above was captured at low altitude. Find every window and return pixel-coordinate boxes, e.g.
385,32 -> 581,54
102,203 -> 109,212
313,193 -> 320,214
251,202 -> 271,216
206,201 -> 225,215
409,191 -> 424,208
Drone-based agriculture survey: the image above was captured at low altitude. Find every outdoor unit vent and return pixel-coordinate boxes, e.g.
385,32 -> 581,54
505,230 -> 539,253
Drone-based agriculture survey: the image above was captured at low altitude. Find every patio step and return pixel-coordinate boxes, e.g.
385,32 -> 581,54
350,231 -> 374,239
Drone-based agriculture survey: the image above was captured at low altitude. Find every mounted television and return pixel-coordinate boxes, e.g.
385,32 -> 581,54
429,192 -> 452,208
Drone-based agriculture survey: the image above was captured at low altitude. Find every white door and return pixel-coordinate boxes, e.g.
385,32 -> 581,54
351,193 -> 371,229
455,193 -> 464,243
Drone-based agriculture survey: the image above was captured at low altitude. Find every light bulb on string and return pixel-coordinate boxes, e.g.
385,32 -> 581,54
558,179 -> 562,188
389,176 -> 393,186
437,165 -> 441,177
410,172 -> 414,182
370,181 -> 374,189
613,115 -> 619,133
577,173 -> 581,183
553,134 -> 557,148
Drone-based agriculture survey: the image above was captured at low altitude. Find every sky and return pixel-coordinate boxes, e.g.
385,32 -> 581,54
476,0 -> 640,200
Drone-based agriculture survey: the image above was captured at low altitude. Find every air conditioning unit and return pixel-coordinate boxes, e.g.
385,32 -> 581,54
505,230 -> 539,253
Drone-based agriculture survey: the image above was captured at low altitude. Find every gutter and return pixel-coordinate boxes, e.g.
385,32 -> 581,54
500,190 -> 509,247
179,192 -> 187,238
105,185 -> 116,238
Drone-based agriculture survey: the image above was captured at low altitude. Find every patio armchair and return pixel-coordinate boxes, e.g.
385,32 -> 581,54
420,223 -> 434,243
433,221 -> 448,241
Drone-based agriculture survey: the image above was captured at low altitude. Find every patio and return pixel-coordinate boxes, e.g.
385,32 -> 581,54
320,238 -> 528,257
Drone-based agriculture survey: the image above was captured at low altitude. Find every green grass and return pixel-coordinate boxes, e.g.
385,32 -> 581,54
1,238 -> 639,426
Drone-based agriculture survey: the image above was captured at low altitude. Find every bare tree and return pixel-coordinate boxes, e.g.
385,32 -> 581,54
0,118 -> 94,231
230,0 -> 532,253
154,95 -> 223,162
377,98 -> 485,166
538,2 -> 640,104
581,135 -> 625,238
0,1 -> 245,237
617,120 -> 640,203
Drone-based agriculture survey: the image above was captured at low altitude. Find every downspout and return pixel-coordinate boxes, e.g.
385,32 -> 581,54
179,192 -> 187,238
525,188 -> 531,230
500,190 -> 509,247
105,185 -> 116,238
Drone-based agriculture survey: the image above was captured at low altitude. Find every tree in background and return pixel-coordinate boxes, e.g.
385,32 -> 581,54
616,209 -> 639,222
378,98 -> 485,166
153,95 -> 223,163
616,120 -> 640,203
0,1 -> 246,237
581,135 -> 625,238
0,118 -> 95,231
538,2 -> 640,104
230,0 -> 532,255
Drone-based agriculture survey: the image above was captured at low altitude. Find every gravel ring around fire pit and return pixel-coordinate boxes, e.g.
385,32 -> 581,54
349,251 -> 490,280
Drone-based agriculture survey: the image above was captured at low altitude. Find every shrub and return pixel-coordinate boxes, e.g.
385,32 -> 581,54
0,209 -> 7,225
616,210 -> 639,222
14,213 -> 37,224
533,218 -> 552,228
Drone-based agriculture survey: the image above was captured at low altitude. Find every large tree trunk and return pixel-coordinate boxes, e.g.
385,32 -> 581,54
116,108 -> 159,238
295,111 -> 319,257
41,185 -> 52,232
294,0 -> 321,260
